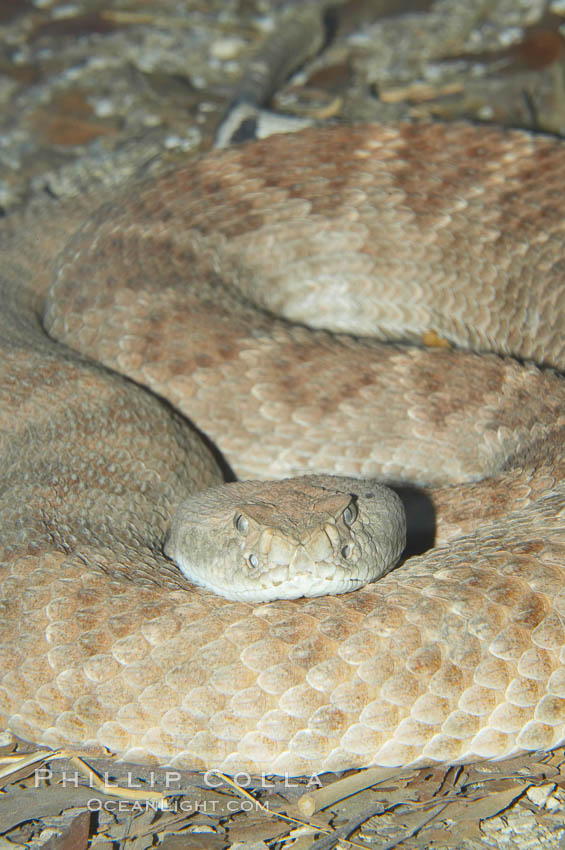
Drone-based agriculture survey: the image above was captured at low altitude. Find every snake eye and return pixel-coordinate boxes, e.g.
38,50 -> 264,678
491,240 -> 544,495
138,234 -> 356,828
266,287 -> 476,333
248,553 -> 259,569
234,513 -> 249,536
342,501 -> 358,527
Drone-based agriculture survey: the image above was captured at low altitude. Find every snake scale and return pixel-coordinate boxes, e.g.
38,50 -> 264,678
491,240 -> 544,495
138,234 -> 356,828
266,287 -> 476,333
1,121 -> 564,775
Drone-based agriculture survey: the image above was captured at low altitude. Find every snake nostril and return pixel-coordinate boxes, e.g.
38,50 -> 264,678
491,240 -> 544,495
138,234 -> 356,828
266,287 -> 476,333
248,553 -> 259,569
341,543 -> 353,559
234,512 -> 250,536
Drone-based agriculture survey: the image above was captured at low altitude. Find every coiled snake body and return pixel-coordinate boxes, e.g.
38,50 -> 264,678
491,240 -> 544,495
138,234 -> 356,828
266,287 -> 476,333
1,122 -> 564,775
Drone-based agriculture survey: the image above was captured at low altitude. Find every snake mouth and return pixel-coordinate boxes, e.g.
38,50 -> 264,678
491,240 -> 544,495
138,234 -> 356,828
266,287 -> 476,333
217,572 -> 368,603
230,523 -> 365,601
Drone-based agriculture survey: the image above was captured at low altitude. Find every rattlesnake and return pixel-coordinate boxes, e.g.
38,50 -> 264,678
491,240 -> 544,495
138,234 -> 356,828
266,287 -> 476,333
1,122 -> 564,775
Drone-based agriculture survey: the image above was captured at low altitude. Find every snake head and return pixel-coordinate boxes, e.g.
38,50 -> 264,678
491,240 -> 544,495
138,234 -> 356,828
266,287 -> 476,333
164,475 -> 406,602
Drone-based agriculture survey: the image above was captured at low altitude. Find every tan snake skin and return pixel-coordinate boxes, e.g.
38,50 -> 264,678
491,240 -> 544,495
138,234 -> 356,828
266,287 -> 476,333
1,122 -> 564,775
